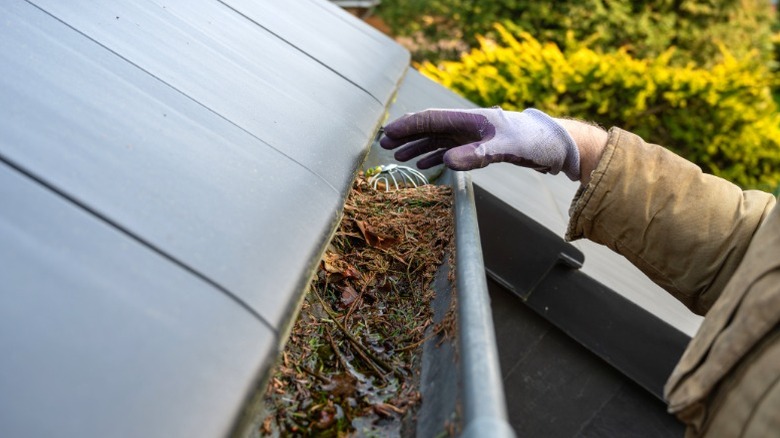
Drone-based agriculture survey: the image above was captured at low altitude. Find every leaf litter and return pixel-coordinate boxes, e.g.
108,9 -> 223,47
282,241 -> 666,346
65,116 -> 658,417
262,173 -> 455,437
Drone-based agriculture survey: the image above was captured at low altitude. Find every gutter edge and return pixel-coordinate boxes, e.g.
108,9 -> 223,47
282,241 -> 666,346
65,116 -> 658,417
452,170 -> 516,438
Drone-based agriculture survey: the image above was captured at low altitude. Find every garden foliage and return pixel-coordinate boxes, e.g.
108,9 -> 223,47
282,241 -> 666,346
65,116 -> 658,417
418,25 -> 780,189
378,0 -> 774,67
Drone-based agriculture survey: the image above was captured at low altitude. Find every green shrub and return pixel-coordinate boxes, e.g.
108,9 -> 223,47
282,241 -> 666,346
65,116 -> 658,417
377,0 -> 774,68
419,25 -> 780,190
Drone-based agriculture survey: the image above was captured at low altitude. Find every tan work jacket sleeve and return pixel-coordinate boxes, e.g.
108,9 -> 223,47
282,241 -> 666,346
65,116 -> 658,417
566,128 -> 776,315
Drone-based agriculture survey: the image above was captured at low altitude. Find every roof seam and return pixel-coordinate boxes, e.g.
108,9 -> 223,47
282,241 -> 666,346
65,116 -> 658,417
215,0 -> 384,107
0,152 -> 277,334
501,328 -> 549,382
305,0 -> 392,46
23,0 -> 340,195
572,384 -> 623,437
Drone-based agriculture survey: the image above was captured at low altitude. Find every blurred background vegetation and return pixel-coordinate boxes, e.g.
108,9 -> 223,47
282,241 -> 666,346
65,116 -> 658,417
374,0 -> 780,191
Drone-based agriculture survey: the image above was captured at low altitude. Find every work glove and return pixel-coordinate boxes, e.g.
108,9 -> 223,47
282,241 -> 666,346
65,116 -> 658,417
379,107 -> 581,181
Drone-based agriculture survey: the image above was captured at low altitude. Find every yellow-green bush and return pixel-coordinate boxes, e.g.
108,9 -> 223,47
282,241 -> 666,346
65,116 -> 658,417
419,25 -> 780,190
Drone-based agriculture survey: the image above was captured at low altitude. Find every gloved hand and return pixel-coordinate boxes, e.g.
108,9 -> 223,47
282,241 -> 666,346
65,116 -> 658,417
379,107 -> 581,181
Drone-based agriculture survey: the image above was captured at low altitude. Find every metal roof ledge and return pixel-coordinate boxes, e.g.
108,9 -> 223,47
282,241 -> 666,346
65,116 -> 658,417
472,184 -> 691,400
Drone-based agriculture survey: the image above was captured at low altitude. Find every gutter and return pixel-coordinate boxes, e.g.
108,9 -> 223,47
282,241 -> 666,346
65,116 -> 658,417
450,171 -> 516,438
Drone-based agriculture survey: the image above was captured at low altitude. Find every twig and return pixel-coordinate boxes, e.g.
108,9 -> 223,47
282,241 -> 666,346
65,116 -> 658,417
299,366 -> 330,384
395,323 -> 444,352
312,284 -> 401,378
324,326 -> 348,373
343,272 -> 376,328
334,325 -> 388,381
326,324 -> 388,383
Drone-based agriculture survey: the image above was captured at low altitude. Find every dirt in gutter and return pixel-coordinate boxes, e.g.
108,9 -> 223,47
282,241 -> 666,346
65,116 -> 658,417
261,174 -> 455,437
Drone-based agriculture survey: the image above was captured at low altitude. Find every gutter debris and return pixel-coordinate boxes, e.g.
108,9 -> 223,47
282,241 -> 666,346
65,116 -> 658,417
262,174 -> 455,436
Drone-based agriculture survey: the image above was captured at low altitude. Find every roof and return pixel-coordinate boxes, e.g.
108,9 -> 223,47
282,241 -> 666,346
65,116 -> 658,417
1,1 -> 515,437
0,1 -> 409,436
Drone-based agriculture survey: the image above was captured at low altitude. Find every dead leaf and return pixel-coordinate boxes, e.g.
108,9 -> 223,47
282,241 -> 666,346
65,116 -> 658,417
327,273 -> 347,284
261,416 -> 272,435
320,373 -> 357,399
322,251 -> 341,273
343,264 -> 360,279
314,404 -> 337,429
355,219 -> 400,249
338,284 -> 359,307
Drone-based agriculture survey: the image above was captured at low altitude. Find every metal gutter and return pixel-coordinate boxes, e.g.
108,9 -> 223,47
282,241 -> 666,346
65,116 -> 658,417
369,67 -> 515,436
329,0 -> 381,8
451,171 -> 516,438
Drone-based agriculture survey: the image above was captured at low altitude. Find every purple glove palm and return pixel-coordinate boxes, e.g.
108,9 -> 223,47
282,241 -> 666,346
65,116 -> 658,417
379,107 -> 581,181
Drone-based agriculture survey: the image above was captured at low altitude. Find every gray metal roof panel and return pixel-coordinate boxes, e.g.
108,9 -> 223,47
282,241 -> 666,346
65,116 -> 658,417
575,241 -> 702,336
0,1 -> 420,434
0,1 -> 341,329
29,0 -> 383,190
386,69 -> 476,118
0,162 -> 274,438
309,0 -> 404,46
222,0 -> 410,105
471,164 -> 570,236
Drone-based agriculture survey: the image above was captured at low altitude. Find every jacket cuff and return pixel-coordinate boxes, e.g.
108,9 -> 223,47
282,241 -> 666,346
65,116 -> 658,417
565,127 -> 622,242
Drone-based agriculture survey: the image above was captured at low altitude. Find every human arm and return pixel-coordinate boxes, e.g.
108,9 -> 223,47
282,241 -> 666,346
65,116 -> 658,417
552,116 -> 607,186
381,107 -> 776,314
567,128 -> 776,314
